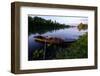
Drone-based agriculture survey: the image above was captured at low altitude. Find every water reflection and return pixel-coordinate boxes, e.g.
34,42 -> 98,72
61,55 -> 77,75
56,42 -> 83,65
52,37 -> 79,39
28,27 -> 87,60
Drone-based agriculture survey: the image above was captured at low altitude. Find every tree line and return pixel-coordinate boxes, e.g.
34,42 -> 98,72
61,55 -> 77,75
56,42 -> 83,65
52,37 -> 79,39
28,16 -> 70,34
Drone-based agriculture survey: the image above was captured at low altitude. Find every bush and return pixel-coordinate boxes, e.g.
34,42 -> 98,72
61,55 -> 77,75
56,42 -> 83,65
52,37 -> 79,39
56,33 -> 88,59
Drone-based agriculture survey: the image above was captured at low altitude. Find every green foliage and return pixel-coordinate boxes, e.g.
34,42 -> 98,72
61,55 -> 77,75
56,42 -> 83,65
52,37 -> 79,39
32,49 -> 44,60
56,33 -> 88,59
77,23 -> 88,31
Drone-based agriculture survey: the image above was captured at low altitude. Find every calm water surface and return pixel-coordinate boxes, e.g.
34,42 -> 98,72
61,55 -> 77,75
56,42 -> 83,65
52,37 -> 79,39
28,27 -> 87,60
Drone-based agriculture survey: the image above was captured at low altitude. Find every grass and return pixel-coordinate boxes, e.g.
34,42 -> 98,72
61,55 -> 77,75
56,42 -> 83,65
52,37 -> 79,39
56,33 -> 88,59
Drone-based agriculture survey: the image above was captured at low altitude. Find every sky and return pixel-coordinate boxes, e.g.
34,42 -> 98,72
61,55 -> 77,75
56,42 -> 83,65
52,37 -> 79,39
30,15 -> 88,26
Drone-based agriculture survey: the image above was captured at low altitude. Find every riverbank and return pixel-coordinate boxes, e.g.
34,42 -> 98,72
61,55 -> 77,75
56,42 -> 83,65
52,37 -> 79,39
56,33 -> 88,59
29,33 -> 88,60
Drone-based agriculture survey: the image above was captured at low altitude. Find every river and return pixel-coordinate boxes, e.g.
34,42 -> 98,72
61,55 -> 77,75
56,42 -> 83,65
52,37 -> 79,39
28,27 -> 87,60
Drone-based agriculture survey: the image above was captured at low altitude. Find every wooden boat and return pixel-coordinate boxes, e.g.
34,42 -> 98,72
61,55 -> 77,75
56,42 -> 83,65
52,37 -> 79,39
34,35 -> 75,44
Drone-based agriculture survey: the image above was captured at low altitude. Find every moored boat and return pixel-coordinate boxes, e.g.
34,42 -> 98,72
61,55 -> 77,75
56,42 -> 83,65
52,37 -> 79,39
34,35 -> 75,44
